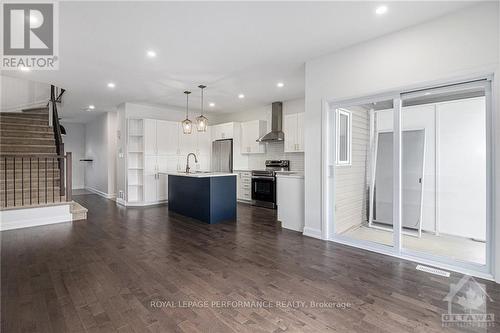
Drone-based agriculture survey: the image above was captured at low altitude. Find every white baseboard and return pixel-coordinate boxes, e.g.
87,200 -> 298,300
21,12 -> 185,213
0,204 -> 72,231
85,187 -> 116,199
303,227 -> 323,239
118,200 -> 168,207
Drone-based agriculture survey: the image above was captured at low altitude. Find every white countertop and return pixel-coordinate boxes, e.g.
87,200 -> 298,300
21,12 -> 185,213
275,171 -> 304,179
160,172 -> 237,178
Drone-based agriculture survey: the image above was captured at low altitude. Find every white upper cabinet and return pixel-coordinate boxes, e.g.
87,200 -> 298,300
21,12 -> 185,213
179,127 -> 197,155
211,122 -> 234,140
157,120 -> 179,155
240,120 -> 267,154
284,113 -> 304,153
144,119 -> 157,155
196,127 -> 212,156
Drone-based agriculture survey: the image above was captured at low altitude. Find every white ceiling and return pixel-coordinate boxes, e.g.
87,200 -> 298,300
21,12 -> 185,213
2,1 -> 478,123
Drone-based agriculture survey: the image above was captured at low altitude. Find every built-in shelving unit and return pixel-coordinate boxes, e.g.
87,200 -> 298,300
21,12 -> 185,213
127,119 -> 144,203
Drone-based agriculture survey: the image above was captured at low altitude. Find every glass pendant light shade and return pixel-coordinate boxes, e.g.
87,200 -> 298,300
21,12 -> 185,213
197,85 -> 208,132
196,114 -> 208,132
182,90 -> 192,134
182,118 -> 192,134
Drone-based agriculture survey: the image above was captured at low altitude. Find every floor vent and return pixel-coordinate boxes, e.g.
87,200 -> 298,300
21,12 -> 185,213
416,265 -> 450,277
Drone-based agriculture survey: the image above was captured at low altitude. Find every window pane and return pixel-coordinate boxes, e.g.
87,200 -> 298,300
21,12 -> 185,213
339,113 -> 348,161
401,83 -> 487,266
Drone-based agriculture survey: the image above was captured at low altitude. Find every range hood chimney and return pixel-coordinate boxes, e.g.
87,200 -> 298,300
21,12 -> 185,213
257,102 -> 284,142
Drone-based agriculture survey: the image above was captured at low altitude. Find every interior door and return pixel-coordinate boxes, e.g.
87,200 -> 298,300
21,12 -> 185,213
374,130 -> 425,229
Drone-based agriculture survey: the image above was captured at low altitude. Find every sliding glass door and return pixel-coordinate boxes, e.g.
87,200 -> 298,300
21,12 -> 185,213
400,81 -> 490,268
327,78 -> 492,275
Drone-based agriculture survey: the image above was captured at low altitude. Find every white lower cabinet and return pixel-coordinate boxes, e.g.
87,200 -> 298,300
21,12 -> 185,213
236,171 -> 252,202
276,174 -> 304,232
144,155 -> 159,203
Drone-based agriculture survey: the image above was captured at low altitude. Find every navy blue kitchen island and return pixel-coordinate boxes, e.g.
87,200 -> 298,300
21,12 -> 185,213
166,173 -> 237,224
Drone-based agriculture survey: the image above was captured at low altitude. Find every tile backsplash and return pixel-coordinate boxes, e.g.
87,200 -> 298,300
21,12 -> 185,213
247,142 -> 304,171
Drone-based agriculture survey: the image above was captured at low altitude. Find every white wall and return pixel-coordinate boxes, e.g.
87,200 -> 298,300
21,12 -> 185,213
304,3 -> 499,277
84,112 -> 118,197
0,75 -> 50,112
61,122 -> 85,189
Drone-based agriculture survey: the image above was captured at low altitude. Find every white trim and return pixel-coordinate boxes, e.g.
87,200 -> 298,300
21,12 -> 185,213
393,97 -> 402,251
116,199 -> 167,207
0,204 -> 72,231
85,186 -> 116,199
303,227 -> 323,239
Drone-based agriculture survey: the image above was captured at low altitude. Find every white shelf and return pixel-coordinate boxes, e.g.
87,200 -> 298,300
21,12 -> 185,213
128,151 -> 143,153
128,184 -> 143,187
128,167 -> 143,170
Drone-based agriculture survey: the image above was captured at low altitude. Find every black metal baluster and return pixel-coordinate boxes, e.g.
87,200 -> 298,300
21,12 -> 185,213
21,158 -> 24,206
13,157 -> 16,206
52,158 -> 55,202
38,158 -> 40,204
45,158 -> 48,204
4,157 -> 6,207
30,158 -> 32,205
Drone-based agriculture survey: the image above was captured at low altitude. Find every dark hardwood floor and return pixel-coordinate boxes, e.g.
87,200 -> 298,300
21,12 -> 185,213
2,194 -> 499,332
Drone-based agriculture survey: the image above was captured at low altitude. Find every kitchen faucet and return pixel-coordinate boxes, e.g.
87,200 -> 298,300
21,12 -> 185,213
185,153 -> 198,173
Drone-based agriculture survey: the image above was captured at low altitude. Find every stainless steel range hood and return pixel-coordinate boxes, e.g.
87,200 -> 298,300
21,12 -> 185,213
257,102 -> 284,142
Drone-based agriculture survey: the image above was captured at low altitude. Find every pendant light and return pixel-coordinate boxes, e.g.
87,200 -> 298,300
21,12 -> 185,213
196,85 -> 208,132
182,91 -> 192,134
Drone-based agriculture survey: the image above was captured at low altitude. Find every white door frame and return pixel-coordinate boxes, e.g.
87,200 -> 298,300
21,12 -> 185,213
321,75 -> 495,281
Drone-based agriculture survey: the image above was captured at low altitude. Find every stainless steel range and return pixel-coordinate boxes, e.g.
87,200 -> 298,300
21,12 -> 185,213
251,160 -> 289,209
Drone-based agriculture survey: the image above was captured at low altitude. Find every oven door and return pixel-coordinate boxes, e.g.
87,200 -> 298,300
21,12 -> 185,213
251,176 -> 276,204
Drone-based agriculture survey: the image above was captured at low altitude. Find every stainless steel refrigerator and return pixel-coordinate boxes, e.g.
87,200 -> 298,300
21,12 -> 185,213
211,139 -> 233,172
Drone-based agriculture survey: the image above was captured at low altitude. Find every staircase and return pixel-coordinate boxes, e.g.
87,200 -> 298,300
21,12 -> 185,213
0,107 -> 66,207
0,84 -> 87,227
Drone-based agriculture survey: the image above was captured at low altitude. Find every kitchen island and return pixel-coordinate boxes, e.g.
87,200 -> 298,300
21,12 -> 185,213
163,172 -> 237,224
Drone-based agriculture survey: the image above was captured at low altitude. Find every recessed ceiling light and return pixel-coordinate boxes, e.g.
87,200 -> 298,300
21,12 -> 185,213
19,66 -> 30,72
209,102 -> 215,107
146,50 -> 157,58
107,82 -> 116,88
88,105 -> 95,110
238,94 -> 245,99
276,82 -> 284,88
375,5 -> 388,15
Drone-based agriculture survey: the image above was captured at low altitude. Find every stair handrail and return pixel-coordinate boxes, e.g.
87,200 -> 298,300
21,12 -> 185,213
50,85 -> 66,196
